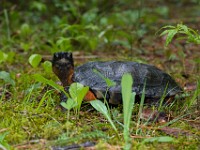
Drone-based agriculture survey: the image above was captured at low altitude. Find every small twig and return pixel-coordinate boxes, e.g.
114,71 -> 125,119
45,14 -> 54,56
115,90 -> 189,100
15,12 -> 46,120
14,139 -> 47,149
0,128 -> 8,133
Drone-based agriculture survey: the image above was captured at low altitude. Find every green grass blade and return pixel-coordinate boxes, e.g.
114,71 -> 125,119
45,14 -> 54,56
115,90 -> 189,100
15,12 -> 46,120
121,73 -> 135,149
90,100 -> 119,137
136,80 -> 146,135
122,74 -> 134,127
33,74 -> 68,96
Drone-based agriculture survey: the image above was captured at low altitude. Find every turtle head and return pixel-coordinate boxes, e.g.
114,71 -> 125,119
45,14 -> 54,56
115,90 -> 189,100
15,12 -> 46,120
52,52 -> 74,86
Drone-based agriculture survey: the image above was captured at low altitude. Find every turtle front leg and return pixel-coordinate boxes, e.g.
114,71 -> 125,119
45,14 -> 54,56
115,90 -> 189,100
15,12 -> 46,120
84,90 -> 97,101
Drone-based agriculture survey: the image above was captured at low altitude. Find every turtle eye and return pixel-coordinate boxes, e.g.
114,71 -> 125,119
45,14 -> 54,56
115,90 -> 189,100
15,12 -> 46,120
53,52 -> 63,61
53,53 -> 59,60
67,52 -> 72,58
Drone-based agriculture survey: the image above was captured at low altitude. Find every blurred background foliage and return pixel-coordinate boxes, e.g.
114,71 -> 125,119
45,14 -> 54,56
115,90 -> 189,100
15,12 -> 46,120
0,0 -> 200,54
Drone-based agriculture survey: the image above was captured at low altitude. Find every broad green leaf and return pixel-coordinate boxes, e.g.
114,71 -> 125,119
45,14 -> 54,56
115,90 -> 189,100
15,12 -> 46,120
90,100 -> 108,114
42,61 -> 52,73
6,52 -> 15,63
28,54 -> 42,68
159,29 -> 170,37
177,24 -> 187,31
20,23 -> 32,37
0,51 -> 8,63
20,42 -> 31,51
90,100 -> 118,133
31,1 -> 47,12
69,83 -> 88,101
69,82 -> 89,113
56,37 -> 72,50
0,71 -> 15,86
165,29 -> 178,46
122,74 -> 134,128
61,98 -> 77,110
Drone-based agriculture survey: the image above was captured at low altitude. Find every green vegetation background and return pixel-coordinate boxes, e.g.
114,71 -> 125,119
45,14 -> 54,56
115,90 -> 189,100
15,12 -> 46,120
0,0 -> 200,149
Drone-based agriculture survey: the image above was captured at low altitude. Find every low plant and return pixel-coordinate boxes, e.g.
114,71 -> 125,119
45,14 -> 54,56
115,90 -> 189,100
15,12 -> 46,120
29,53 -> 90,137
89,73 -> 136,149
60,98 -> 77,137
33,74 -> 89,137
158,24 -> 200,73
159,23 -> 200,46
57,24 -> 100,51
63,82 -> 89,119
159,23 -> 200,108
29,54 -> 52,72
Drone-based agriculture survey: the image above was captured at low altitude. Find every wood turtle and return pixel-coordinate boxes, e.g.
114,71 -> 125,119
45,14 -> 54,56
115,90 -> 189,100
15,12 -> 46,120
52,52 -> 182,105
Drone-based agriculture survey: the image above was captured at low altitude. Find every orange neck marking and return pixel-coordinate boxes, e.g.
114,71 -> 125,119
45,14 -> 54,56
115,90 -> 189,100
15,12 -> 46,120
84,90 -> 97,101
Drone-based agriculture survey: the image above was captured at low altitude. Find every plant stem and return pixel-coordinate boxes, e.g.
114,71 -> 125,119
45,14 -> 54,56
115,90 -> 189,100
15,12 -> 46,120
67,110 -> 70,137
4,9 -> 11,41
136,81 -> 146,135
